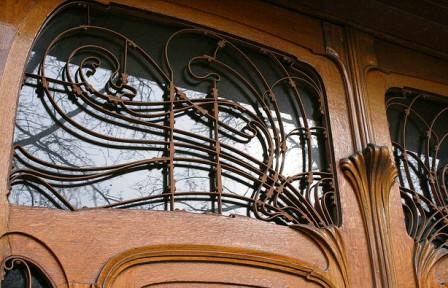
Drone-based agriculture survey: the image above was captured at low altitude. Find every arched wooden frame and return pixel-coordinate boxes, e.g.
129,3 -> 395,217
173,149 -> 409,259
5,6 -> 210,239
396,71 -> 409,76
0,1 -> 352,208
95,244 -> 337,287
0,231 -> 69,287
1,254 -> 56,287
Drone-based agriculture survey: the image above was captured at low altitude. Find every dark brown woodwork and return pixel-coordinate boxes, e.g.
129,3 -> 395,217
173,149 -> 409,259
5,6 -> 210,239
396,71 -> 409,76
322,22 -> 377,150
268,0 -> 448,61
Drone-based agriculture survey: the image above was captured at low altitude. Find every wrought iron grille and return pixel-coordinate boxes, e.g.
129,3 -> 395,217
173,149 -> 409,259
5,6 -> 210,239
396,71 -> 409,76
386,88 -> 448,248
9,1 -> 339,227
1,256 -> 53,288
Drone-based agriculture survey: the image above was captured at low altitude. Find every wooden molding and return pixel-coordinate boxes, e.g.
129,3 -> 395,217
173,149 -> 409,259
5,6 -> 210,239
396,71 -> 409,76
323,22 -> 361,151
291,225 -> 350,288
93,225 -> 350,287
323,22 -> 377,150
340,144 -> 397,288
1,255 -> 56,287
95,244 -> 338,287
0,231 -> 69,287
414,242 -> 448,288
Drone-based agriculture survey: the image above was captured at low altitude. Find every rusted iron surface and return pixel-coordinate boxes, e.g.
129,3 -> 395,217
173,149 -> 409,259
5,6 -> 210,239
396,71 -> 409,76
1,255 -> 54,287
387,89 -> 448,247
386,88 -> 448,287
9,1 -> 338,227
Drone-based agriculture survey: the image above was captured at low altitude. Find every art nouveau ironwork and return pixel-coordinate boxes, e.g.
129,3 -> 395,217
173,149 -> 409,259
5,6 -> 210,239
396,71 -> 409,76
386,89 -> 448,248
1,256 -> 53,288
9,1 -> 339,227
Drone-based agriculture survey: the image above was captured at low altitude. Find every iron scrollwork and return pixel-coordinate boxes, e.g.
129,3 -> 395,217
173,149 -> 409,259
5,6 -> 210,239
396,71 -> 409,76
10,1 -> 339,227
386,88 -> 448,286
1,256 -> 53,288
341,144 -> 398,288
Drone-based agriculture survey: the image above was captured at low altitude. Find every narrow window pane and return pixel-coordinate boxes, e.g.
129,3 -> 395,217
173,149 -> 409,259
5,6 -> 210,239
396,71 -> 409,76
386,89 -> 448,247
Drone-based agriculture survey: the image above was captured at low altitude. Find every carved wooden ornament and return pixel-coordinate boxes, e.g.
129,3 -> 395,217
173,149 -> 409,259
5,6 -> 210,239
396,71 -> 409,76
341,144 -> 397,288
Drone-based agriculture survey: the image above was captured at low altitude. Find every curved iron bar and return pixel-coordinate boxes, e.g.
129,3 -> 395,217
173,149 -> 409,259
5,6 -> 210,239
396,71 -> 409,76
387,89 -> 448,248
10,1 -> 338,228
1,256 -> 54,288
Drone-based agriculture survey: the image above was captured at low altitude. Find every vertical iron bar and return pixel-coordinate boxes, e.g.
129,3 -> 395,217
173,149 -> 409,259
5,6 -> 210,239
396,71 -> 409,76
211,81 -> 222,214
168,82 -> 176,210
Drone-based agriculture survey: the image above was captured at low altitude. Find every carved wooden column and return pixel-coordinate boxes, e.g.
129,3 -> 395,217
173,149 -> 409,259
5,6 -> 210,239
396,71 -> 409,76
323,21 -> 399,288
323,23 -> 377,151
341,144 -> 397,288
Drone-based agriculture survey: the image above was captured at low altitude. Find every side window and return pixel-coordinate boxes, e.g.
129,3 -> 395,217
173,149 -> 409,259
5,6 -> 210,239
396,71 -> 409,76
10,1 -> 339,227
386,88 -> 448,247
1,257 -> 53,288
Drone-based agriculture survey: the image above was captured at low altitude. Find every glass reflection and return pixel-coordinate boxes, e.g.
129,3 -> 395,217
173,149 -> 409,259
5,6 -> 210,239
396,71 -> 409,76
9,1 -> 336,226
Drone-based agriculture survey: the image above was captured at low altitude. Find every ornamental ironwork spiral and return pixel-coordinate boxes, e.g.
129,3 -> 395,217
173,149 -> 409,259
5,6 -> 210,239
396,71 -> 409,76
386,88 -> 448,248
10,1 -> 339,227
1,256 -> 53,288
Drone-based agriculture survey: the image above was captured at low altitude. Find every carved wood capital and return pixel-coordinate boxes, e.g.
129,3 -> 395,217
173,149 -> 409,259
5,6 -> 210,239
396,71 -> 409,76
291,225 -> 350,288
341,143 -> 397,288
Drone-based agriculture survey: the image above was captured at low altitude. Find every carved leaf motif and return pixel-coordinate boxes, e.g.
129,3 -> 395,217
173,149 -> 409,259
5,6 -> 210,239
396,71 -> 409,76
341,144 -> 397,288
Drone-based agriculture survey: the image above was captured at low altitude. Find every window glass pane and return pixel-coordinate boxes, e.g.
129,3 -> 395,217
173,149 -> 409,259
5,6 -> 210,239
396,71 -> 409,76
1,258 -> 53,288
10,1 -> 338,227
386,89 -> 448,247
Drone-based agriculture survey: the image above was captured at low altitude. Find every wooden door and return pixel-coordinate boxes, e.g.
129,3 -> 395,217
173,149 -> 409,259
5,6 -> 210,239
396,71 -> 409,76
0,1 -> 447,288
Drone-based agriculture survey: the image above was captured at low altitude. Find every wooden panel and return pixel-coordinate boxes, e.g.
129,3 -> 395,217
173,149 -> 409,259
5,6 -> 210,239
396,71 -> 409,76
433,257 -> 448,288
100,0 -> 325,54
111,262 -> 321,287
7,206 -> 328,285
268,0 -> 448,59
0,0 -> 35,25
0,21 -> 17,263
375,39 -> 448,85
0,23 -> 16,80
0,0 -> 354,286
4,1 -> 448,287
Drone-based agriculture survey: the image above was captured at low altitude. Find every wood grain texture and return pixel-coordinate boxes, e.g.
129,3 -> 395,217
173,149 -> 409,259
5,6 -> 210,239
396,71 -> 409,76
99,0 -> 325,55
95,244 -> 329,287
366,70 -> 448,288
268,0 -> 448,61
8,206 -> 330,285
104,262 -> 321,288
0,0 -> 64,269
0,0 -> 35,25
341,144 -> 398,288
0,25 -> 32,267
375,39 -> 448,85
0,20 -> 14,268
322,22 -> 362,151
2,1 -> 347,286
1,0 -> 448,287
433,256 -> 448,288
